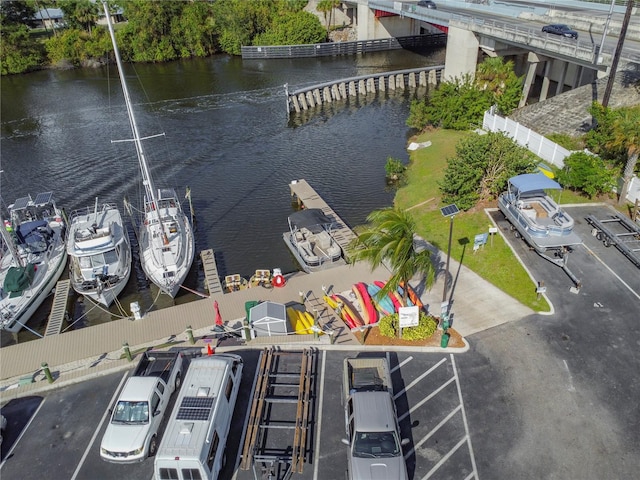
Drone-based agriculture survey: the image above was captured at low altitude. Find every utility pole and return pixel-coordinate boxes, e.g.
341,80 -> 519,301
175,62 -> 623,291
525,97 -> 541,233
601,0 -> 635,107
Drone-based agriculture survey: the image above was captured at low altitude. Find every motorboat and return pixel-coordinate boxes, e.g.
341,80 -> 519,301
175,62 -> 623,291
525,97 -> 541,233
498,173 -> 582,288
498,173 -> 582,252
283,208 -> 344,273
0,192 -> 67,333
66,199 -> 132,307
103,3 -> 194,298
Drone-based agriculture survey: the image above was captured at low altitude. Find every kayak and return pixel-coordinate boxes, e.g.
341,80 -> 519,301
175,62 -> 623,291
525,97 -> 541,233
353,282 -> 378,324
325,295 -> 356,329
287,307 -> 309,334
334,293 -> 364,328
366,283 -> 395,316
399,281 -> 424,308
374,280 -> 403,311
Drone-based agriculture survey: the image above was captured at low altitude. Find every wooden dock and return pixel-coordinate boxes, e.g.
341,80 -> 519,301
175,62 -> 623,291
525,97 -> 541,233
44,279 -> 70,336
288,179 -> 358,257
200,249 -> 223,296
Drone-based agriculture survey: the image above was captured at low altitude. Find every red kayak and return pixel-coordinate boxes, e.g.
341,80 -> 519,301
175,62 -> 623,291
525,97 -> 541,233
353,282 -> 378,325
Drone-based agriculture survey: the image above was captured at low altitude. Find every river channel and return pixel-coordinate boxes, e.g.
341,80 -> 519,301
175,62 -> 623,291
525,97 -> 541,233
0,47 -> 445,343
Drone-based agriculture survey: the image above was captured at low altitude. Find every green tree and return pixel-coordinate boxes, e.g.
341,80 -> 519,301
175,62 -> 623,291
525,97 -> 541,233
556,151 -> 617,199
475,57 -> 522,115
253,10 -> 325,46
439,132 -> 538,210
606,106 -> 640,205
407,75 -> 492,131
347,208 -> 436,338
59,0 -> 99,35
173,1 -> 218,58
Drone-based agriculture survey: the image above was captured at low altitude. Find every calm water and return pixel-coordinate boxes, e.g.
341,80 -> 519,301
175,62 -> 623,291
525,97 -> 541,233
0,48 -> 445,342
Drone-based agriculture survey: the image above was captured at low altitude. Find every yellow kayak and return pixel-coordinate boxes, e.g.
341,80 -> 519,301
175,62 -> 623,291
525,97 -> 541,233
287,307 -> 308,335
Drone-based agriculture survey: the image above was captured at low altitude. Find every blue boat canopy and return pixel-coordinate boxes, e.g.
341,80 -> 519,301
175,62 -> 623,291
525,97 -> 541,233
509,174 -> 562,193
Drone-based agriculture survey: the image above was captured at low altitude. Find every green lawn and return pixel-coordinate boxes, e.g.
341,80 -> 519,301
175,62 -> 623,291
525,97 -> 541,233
394,129 -> 551,312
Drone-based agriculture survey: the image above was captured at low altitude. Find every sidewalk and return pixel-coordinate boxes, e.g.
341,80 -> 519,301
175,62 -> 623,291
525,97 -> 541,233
0,255 -> 534,401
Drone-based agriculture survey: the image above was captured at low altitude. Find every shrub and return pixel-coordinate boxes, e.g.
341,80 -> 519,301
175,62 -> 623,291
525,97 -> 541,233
556,151 -> 618,198
378,311 -> 438,340
385,157 -> 406,179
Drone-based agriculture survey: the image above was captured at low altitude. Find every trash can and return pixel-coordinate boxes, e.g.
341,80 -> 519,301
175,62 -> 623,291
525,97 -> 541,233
440,331 -> 450,348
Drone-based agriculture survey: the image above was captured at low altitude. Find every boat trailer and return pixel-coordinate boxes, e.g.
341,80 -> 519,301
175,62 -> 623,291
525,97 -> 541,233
586,212 -> 640,268
533,244 -> 582,290
240,347 -> 314,480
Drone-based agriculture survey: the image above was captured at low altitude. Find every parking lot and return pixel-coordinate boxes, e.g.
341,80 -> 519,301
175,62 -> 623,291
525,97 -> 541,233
1,350 -> 480,480
1,204 -> 639,480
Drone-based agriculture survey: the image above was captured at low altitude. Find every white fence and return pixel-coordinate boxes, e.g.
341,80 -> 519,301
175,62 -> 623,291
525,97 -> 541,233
482,109 -> 640,204
482,108 -> 569,168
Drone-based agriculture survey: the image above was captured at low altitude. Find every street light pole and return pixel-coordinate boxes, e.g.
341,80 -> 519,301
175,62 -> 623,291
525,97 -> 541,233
439,204 -> 459,330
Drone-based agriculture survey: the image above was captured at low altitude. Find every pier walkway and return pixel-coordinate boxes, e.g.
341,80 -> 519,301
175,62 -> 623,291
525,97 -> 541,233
288,179 -> 357,255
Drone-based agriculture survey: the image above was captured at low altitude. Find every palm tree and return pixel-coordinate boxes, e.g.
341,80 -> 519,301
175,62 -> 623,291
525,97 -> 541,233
607,106 -> 640,205
316,0 -> 332,40
348,208 -> 436,338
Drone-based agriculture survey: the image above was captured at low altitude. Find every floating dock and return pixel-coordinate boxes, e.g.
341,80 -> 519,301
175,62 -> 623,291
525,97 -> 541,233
200,249 -> 223,295
44,279 -> 70,336
288,179 -> 357,259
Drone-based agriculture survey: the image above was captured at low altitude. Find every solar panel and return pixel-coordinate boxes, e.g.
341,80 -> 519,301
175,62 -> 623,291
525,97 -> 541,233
175,396 -> 215,421
12,197 -> 31,210
440,204 -> 459,217
33,192 -> 53,205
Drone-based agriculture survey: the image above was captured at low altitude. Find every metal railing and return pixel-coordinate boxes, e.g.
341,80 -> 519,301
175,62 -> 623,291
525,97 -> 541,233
241,34 -> 446,59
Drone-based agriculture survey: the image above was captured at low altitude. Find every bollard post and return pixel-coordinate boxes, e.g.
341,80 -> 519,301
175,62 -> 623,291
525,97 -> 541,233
123,342 -> 132,362
41,362 -> 54,383
440,331 -> 450,348
329,330 -> 336,345
186,325 -> 195,345
313,309 -> 319,341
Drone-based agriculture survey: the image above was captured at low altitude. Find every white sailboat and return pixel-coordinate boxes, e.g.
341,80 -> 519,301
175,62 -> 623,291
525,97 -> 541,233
66,199 -> 132,307
103,2 -> 194,298
0,192 -> 68,333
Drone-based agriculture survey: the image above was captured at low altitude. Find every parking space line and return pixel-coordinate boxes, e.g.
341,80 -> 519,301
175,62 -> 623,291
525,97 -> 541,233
391,355 -> 413,374
582,243 -> 640,301
404,404 -> 462,460
312,350 -> 327,480
421,435 -> 468,480
0,397 -> 47,470
70,371 -> 128,480
398,375 -> 456,423
394,357 -> 447,401
451,354 -> 478,479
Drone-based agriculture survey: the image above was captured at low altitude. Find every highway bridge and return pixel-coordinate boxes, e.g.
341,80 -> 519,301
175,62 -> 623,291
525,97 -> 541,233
345,0 -> 639,104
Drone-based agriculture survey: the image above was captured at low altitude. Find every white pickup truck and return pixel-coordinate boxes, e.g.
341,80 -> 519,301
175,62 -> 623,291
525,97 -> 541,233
341,357 -> 409,480
100,350 -> 185,463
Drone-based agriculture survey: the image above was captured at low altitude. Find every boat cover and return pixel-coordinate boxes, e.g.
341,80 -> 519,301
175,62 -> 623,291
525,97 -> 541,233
510,174 -> 562,193
3,264 -> 36,297
289,208 -> 332,233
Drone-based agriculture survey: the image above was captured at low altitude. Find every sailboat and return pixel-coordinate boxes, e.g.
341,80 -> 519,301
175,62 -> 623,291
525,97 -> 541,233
0,192 -> 68,333
66,198 -> 132,307
103,2 -> 195,298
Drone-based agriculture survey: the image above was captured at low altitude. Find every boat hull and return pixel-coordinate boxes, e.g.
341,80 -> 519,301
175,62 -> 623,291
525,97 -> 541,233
67,203 -> 132,307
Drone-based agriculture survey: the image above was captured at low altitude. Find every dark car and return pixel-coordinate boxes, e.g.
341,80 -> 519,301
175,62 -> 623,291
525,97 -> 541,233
542,24 -> 578,39
417,0 -> 437,9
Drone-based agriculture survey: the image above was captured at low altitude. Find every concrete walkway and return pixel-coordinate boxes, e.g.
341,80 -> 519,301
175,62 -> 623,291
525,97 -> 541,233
0,252 -> 534,401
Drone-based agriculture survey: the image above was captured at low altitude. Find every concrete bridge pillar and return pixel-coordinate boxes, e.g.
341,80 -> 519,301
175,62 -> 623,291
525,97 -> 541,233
349,81 -> 357,96
358,79 -> 366,95
519,52 -> 543,108
378,76 -> 386,92
539,59 -> 553,102
443,26 -> 479,81
298,93 -> 308,110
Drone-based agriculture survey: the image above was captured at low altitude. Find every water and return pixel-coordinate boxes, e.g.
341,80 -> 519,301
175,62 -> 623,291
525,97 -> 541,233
0,47 -> 445,343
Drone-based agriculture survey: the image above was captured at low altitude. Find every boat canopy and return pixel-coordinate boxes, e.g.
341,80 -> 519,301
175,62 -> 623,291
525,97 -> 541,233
288,208 -> 333,233
509,174 -> 562,193
4,264 -> 36,297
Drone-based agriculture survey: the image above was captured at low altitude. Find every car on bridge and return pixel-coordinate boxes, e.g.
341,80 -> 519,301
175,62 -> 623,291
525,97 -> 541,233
542,24 -> 578,39
417,0 -> 437,9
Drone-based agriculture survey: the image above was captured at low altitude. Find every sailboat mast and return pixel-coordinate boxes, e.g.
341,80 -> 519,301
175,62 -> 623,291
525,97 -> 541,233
102,1 -> 158,215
